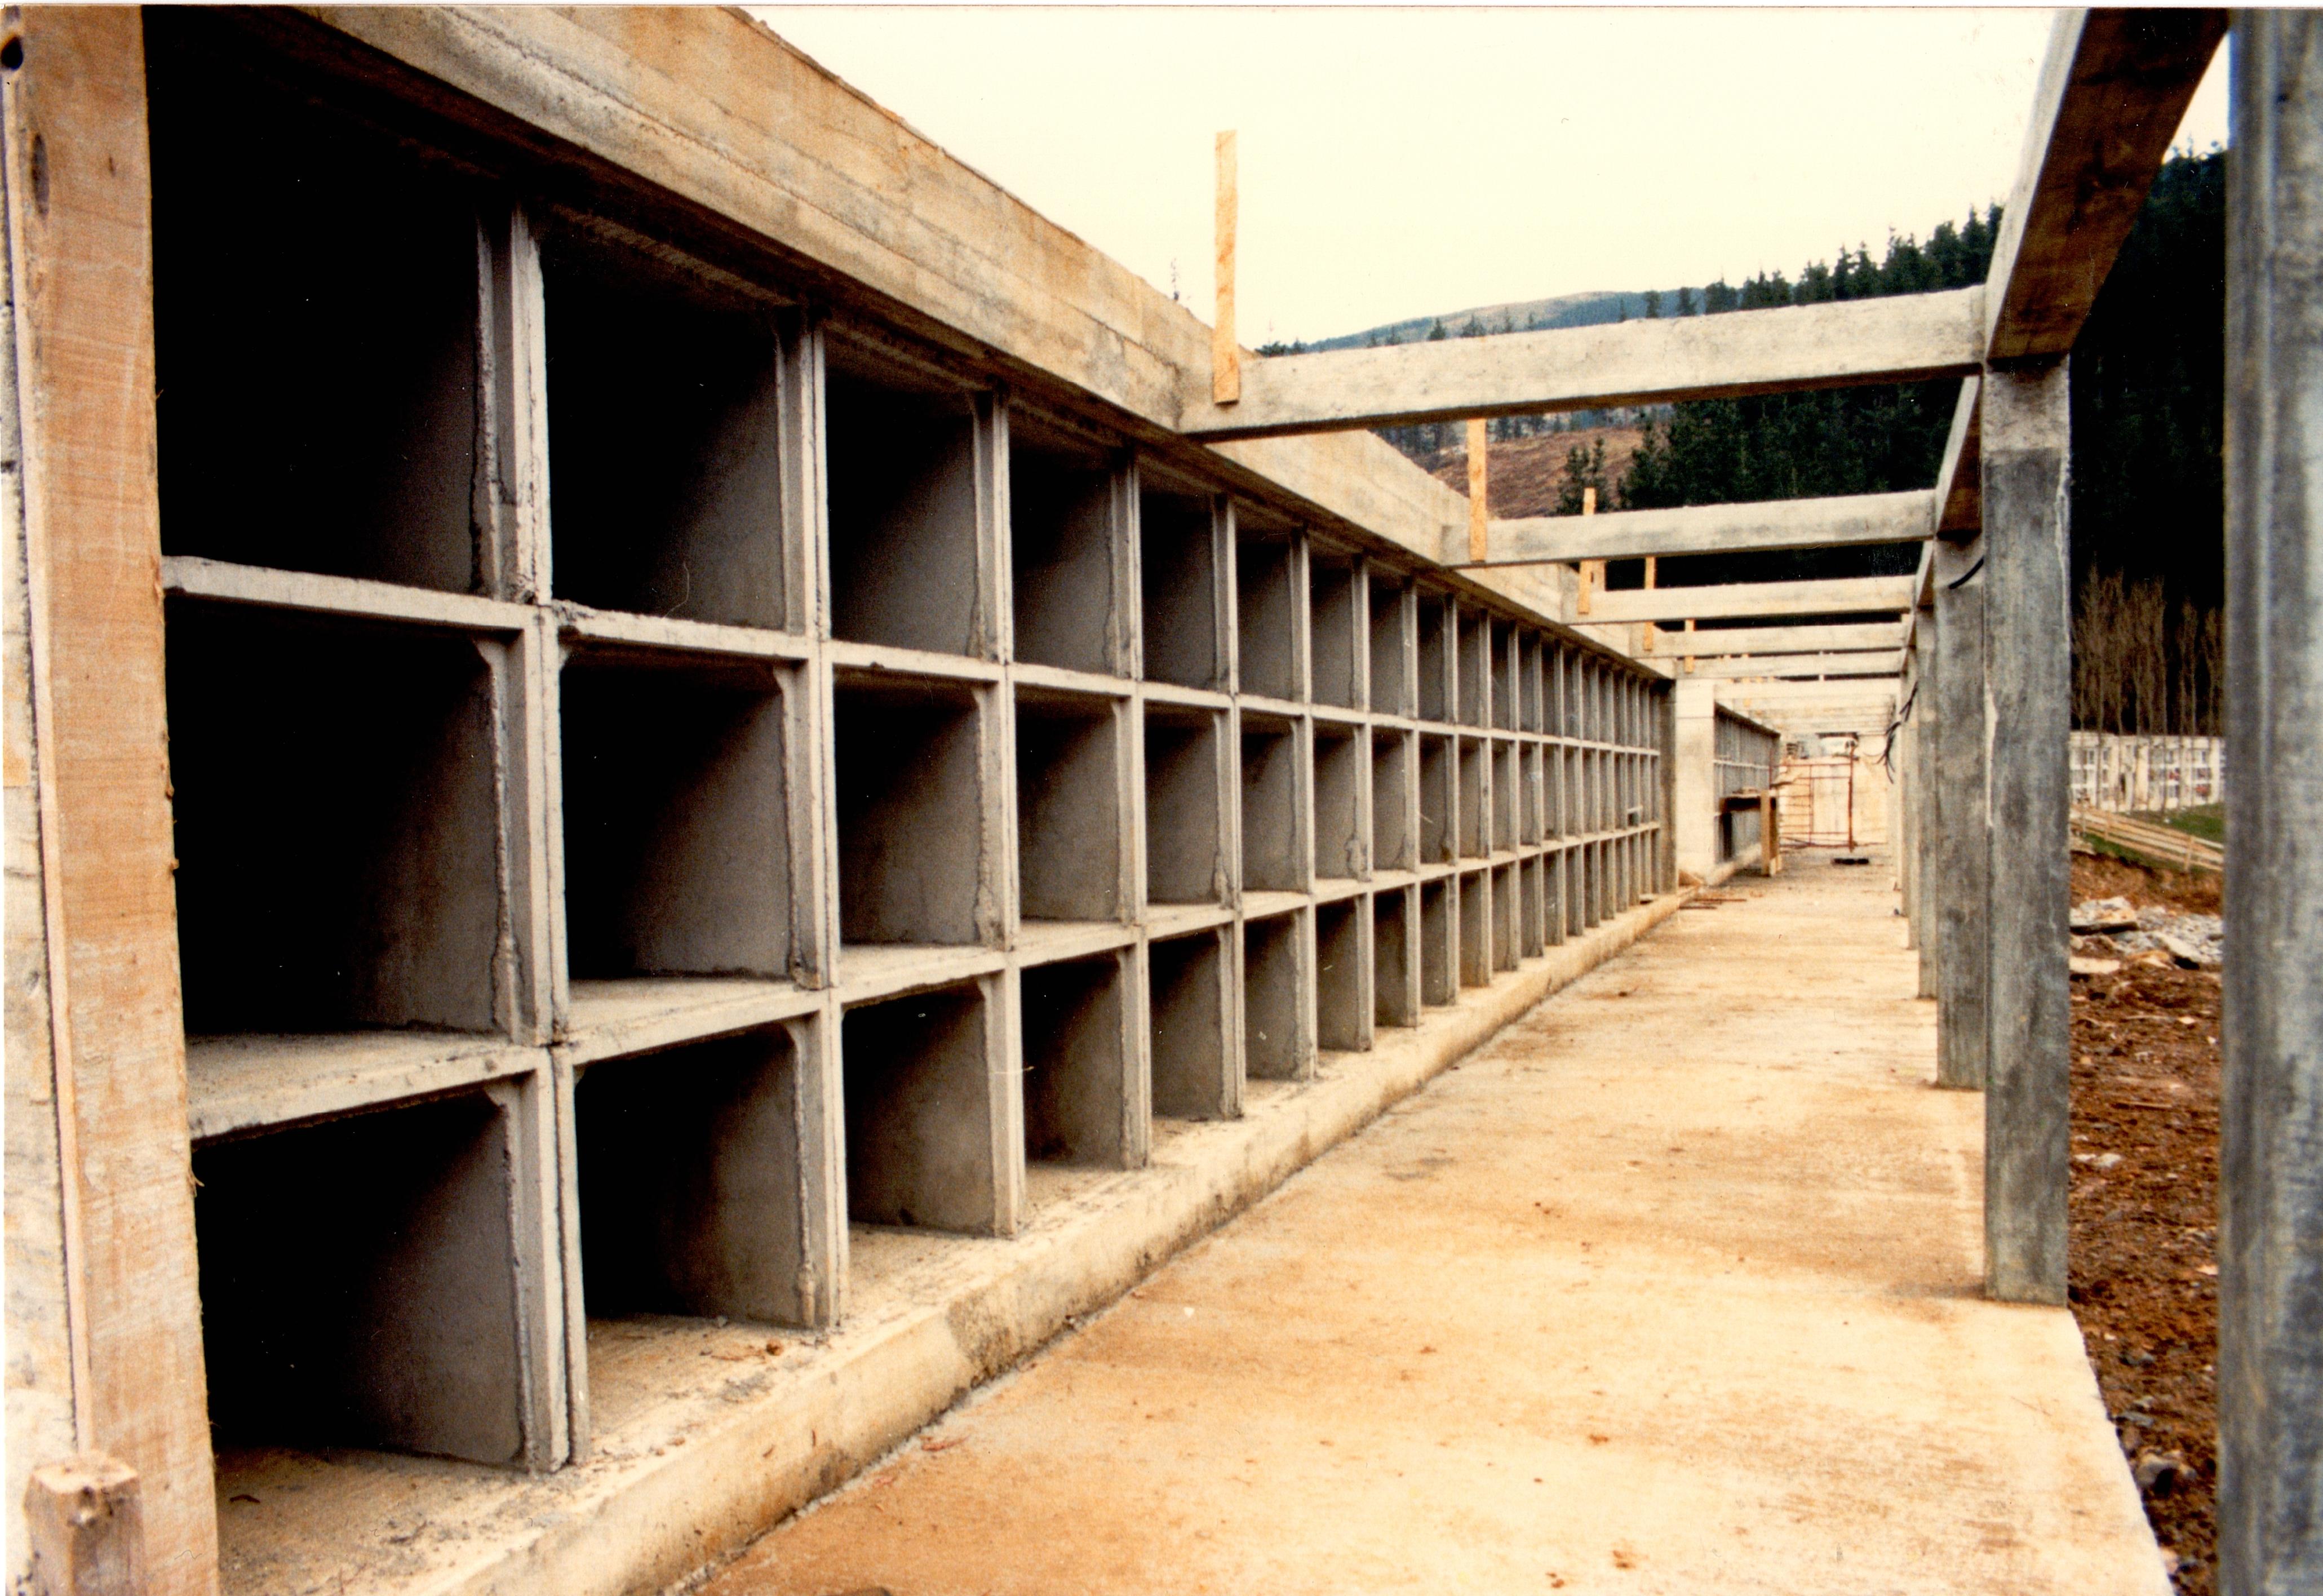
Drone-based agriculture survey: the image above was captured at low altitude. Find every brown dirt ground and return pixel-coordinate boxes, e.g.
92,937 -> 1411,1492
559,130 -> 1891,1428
1423,427 -> 1645,520
2068,850 -> 2221,1593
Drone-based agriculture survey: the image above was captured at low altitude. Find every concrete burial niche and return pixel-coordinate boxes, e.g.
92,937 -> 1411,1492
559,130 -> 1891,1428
1010,428 -> 1123,675
1521,744 -> 1546,845
1240,712 -> 1305,893
1020,954 -> 1138,1168
1372,887 -> 1418,1027
1420,879 -> 1456,1006
1419,735 -> 1456,866
1493,741 -> 1517,851
825,356 -> 989,657
1491,622 -> 1515,730
574,1028 -> 808,1324
1236,527 -> 1301,701
842,985 -> 1003,1233
1493,862 -> 1520,973
1314,898 -> 1369,1053
1139,484 -> 1225,690
1416,592 -> 1451,722
1015,690 -> 1127,923
1148,930 -> 1236,1119
1460,871 -> 1491,987
1143,706 -> 1229,904
1522,856 -> 1550,957
542,229 -> 788,628
1519,633 -> 1545,732
146,15 -> 481,593
1372,730 -> 1415,872
1309,555 -> 1362,710
1369,576 -> 1410,716
1458,738 -> 1488,859
1314,726 -> 1365,881
833,675 -> 989,947
194,1093 -> 527,1465
560,652 -> 793,982
1457,609 -> 1489,726
166,601 -> 503,1036
1242,910 -> 1311,1081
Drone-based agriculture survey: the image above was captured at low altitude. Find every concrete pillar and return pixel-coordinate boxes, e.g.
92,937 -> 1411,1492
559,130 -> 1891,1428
1935,534 -> 1989,1089
1670,677 -> 1717,883
2220,16 -> 2323,1591
1981,358 -> 2071,1305
1897,697 -> 1917,945
1913,616 -> 1940,999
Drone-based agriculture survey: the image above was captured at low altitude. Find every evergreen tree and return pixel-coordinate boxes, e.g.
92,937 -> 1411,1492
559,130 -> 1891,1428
1642,289 -> 1662,320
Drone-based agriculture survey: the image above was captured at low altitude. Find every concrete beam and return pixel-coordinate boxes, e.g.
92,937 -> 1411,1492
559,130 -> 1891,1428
1984,9 -> 2229,361
1639,622 -> 1907,659
1182,287 -> 1986,441
1462,490 -> 1932,569
1932,377 -> 1984,537
1587,575 -> 1916,626
1686,651 -> 1907,682
2220,17 -> 2323,1591
1981,360 -> 2072,1306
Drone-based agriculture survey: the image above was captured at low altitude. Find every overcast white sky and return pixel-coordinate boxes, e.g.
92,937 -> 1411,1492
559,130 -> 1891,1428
750,6 -> 2228,346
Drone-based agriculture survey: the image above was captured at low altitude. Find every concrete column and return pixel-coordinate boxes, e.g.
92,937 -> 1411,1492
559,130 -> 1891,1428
1935,534 -> 1989,1089
1670,677 -> 1717,883
1913,616 -> 1940,999
1897,697 -> 1917,946
1981,358 -> 2071,1305
2221,16 -> 2323,1592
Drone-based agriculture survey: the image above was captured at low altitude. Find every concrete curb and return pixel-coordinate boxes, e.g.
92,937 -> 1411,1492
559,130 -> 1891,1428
427,889 -> 1692,1596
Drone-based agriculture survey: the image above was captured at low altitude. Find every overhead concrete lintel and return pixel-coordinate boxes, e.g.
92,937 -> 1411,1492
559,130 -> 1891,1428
1456,489 -> 1933,569
1933,376 -> 1984,538
1181,287 -> 1987,440
1586,575 -> 1916,626
1687,650 -> 1907,682
1638,621 -> 1908,659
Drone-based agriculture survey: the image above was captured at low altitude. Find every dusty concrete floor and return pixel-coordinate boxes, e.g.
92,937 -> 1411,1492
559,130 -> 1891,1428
699,855 -> 2165,1596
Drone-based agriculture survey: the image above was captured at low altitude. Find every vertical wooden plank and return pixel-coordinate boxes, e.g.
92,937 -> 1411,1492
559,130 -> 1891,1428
2220,17 -> 2323,1593
1,12 -> 218,1591
1981,357 -> 2071,1306
1935,533 -> 1988,1089
1212,130 -> 1238,406
1465,418 -> 1488,562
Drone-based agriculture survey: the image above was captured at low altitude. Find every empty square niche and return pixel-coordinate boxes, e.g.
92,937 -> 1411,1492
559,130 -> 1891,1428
1416,592 -> 1452,722
826,354 -> 990,657
1016,689 -> 1127,924
1011,427 -> 1124,675
1240,713 -> 1306,894
1372,889 -> 1418,1027
1372,731 -> 1414,872
1369,577 -> 1409,717
542,229 -> 788,627
1236,527 -> 1301,701
1420,879 -> 1456,1006
1314,726 -> 1366,881
1314,898 -> 1368,1053
1520,634 -> 1546,732
195,1093 -> 531,1465
1021,954 -> 1137,1168
560,651 -> 792,983
148,19 -> 481,593
1493,862 -> 1520,973
1139,483 -> 1225,690
575,1027 -> 809,1324
1309,555 -> 1362,710
1491,621 -> 1515,730
1522,857 -> 1549,957
1492,741 -> 1517,852
167,602 -> 504,1037
1458,609 -> 1489,726
1418,735 -> 1456,866
843,985 -> 1001,1234
1458,738 -> 1488,858
1149,930 -> 1234,1120
1145,706 -> 1229,905
1243,910 -> 1311,1082
1460,872 -> 1491,987
834,676 -> 990,947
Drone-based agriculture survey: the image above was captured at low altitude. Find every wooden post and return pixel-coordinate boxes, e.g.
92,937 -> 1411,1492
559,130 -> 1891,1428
1643,555 -> 1657,588
1981,357 -> 2071,1305
1683,616 -> 1695,674
24,1455 -> 143,1596
2221,17 -> 2323,1592
1212,130 -> 1238,405
1465,418 -> 1488,562
1759,788 -> 1779,876
1935,533 -> 1988,1089
1576,490 -> 1601,617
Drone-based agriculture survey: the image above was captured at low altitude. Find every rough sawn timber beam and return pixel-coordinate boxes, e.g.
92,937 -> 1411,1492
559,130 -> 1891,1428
1983,7 -> 2228,362
1181,286 -> 1985,441
1687,651 -> 1908,682
1461,489 -> 1932,568
1639,621 -> 1907,658
1585,575 -> 1916,625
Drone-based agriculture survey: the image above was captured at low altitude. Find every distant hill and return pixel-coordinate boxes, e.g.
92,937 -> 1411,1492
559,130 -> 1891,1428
1297,291 -> 1658,352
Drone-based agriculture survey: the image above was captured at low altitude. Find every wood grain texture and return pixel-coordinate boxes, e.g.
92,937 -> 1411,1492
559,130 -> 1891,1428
3,11 -> 218,1591
1474,490 -> 1932,568
1213,131 -> 1237,405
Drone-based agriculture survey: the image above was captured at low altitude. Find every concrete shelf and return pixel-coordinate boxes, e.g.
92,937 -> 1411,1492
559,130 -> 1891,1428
1011,426 -> 1129,677
149,48 -> 485,595
1419,734 -> 1456,866
1019,952 -> 1143,1169
1142,902 -> 1236,940
1240,711 -> 1307,895
1147,927 -> 1236,1120
1369,574 -> 1411,718
1016,687 -> 1131,925
1313,724 -> 1366,882
542,227 -> 791,629
561,977 -> 821,1069
1242,909 -> 1312,1083
1372,885 -> 1420,1027
184,1032 -> 546,1145
1372,730 -> 1416,874
1236,526 -> 1302,703
1014,921 -> 1140,965
1314,897 -> 1370,1054
842,982 -> 1010,1235
834,673 -> 996,949
166,601 -> 513,1039
1138,482 -> 1227,691
1240,890 -> 1310,921
1311,876 -> 1371,905
824,354 -> 995,659
560,652 -> 795,987
1309,552 -> 1363,710
836,945 -> 1009,1006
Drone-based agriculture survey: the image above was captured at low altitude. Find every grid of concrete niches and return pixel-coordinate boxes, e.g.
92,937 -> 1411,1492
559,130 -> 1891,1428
148,81 -> 1672,1481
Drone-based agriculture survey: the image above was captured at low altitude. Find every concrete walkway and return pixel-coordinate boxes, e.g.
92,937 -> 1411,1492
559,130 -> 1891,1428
701,855 -> 2165,1596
